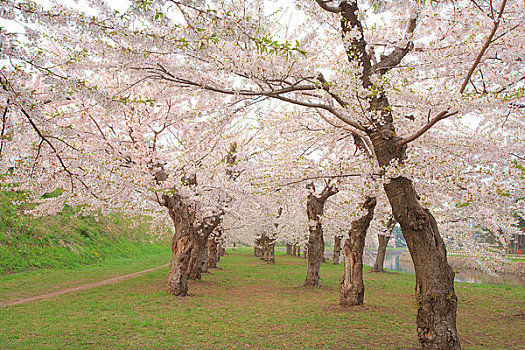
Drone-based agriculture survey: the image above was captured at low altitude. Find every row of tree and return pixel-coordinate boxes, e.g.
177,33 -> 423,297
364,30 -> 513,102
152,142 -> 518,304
2,0 -> 524,348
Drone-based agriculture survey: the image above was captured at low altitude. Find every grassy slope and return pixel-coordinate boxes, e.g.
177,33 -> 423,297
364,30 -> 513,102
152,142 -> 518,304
1,248 -> 523,350
0,191 -> 169,274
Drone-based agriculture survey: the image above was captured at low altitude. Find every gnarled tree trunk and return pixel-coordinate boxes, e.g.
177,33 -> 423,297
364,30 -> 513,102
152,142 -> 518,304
333,235 -> 342,265
304,182 -> 338,287
340,196 -> 376,306
207,235 -> 219,269
370,234 -> 390,273
333,0 -> 461,346
370,217 -> 396,273
187,232 -> 205,280
201,241 -> 209,274
188,213 -> 222,280
164,194 -> 194,297
383,176 -> 459,349
267,240 -> 275,263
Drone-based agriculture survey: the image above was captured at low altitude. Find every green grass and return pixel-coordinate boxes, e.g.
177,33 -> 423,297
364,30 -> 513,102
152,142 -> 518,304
0,191 -> 169,274
1,248 -> 523,349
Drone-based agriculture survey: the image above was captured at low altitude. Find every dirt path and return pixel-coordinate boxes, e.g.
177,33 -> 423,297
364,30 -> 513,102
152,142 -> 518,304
0,263 -> 169,307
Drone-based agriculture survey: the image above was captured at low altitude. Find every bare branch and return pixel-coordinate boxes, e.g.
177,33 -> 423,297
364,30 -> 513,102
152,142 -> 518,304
0,100 -> 9,157
459,0 -> 508,94
314,0 -> 341,13
21,108 -> 75,178
398,110 -> 459,146
275,173 -> 365,190
372,15 -> 418,75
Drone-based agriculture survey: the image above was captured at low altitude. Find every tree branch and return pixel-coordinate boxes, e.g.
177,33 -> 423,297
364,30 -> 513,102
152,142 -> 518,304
398,110 -> 458,146
275,173 -> 364,190
314,0 -> 341,13
21,108 -> 75,178
0,100 -> 9,158
459,0 -> 507,94
371,15 -> 417,75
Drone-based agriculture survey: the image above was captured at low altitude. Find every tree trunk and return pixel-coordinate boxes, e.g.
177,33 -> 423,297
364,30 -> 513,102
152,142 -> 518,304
333,235 -> 342,264
367,123 -> 459,348
333,2 -> 461,345
340,197 -> 376,306
304,182 -> 338,287
321,233 -> 326,263
187,213 -> 222,280
267,240 -> 275,263
370,234 -> 390,273
384,176 -> 459,349
207,237 -> 218,269
286,243 -> 293,255
187,233 -> 205,280
305,223 -> 323,286
302,246 -> 308,259
164,194 -> 194,297
201,241 -> 209,274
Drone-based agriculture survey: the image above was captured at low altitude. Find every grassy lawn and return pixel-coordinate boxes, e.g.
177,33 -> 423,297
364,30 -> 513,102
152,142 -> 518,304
1,248 -> 523,349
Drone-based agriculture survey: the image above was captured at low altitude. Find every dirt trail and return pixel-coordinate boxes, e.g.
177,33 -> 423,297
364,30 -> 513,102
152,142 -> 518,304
0,263 -> 169,307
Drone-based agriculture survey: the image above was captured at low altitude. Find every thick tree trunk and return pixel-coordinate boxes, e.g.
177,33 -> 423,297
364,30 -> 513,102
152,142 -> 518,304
321,233 -> 326,263
207,237 -> 218,269
167,233 -> 192,296
384,176 -> 459,349
187,233 -> 205,280
333,235 -> 342,264
286,243 -> 293,255
340,197 -> 376,306
370,234 -> 390,273
305,223 -> 323,286
164,194 -> 194,297
304,182 -> 338,287
187,214 -> 222,280
292,243 -> 297,256
267,241 -> 275,263
201,241 -> 209,274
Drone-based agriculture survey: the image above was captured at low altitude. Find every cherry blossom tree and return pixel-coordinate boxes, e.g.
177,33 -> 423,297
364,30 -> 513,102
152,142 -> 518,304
2,0 -> 525,348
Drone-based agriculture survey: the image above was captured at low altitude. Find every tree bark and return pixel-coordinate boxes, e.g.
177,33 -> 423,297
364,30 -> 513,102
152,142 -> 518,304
207,236 -> 219,269
383,176 -> 459,349
333,235 -> 342,265
201,241 -> 209,274
340,196 -> 376,306
188,213 -> 222,280
304,182 -> 338,287
369,127 -> 460,348
370,234 -> 390,273
267,240 -> 275,263
187,232 -> 205,280
331,1 -> 461,346
370,216 -> 396,273
292,243 -> 297,256
305,222 -> 323,285
286,243 -> 293,255
164,194 -> 194,296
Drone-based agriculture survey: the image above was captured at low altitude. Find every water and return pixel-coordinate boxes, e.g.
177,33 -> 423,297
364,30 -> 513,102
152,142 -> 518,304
364,249 -> 525,287
327,248 -> 525,287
